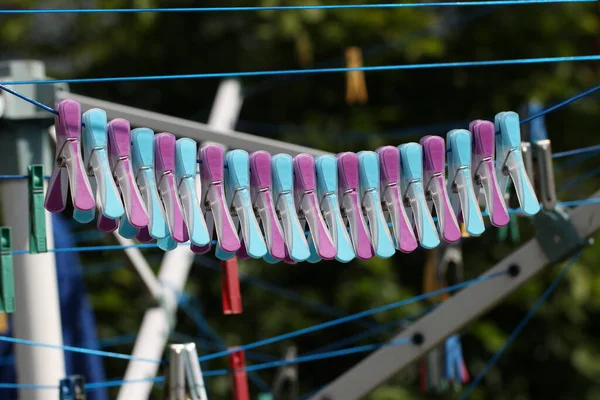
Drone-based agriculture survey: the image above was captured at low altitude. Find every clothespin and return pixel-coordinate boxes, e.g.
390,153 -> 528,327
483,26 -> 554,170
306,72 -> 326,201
495,112 -> 540,216
420,136 -> 461,242
337,152 -> 373,259
229,347 -> 250,400
376,146 -> 418,253
270,154 -> 310,263
314,155 -> 355,263
446,129 -> 485,236
166,343 -> 208,400
73,109 -> 125,230
293,154 -> 336,260
176,138 -> 210,248
444,334 -> 470,387
0,227 -> 15,314
272,346 -> 299,400
28,164 -> 47,253
197,144 -> 241,256
45,99 -> 95,216
59,375 -> 85,400
469,120 -> 510,227
221,258 -> 243,314
216,150 -> 267,260
130,128 -> 173,249
249,151 -> 286,262
153,133 -> 189,244
527,101 -> 557,211
98,119 -> 150,236
398,143 -> 440,249
357,151 -> 395,258
345,46 -> 368,105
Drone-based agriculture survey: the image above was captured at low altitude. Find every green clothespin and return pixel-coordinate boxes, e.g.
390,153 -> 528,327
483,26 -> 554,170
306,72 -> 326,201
498,181 -> 521,243
257,394 -> 273,400
0,227 -> 15,313
28,164 -> 47,254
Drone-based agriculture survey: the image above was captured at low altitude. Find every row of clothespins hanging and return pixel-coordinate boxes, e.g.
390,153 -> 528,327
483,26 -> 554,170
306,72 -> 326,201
45,99 -> 540,263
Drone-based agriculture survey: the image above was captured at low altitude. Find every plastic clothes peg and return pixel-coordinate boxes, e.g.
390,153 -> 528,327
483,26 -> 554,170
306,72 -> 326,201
270,154 -> 310,263
229,348 -> 250,400
98,119 -> 150,236
495,112 -> 540,216
376,146 -> 418,253
357,151 -> 395,258
197,144 -> 241,255
249,151 -> 286,261
168,344 -> 186,400
293,154 -> 337,260
337,152 -> 373,259
183,343 -> 209,400
446,129 -> 485,236
45,99 -> 95,215
153,133 -> 189,244
313,155 -> 355,263
221,258 -> 243,314
216,150 -> 267,260
420,136 -> 461,243
28,165 -> 47,254
59,375 -> 86,400
398,143 -> 440,249
0,227 -> 15,313
74,109 -> 125,230
444,334 -> 470,385
130,128 -> 173,249
469,120 -> 510,227
176,138 -> 210,247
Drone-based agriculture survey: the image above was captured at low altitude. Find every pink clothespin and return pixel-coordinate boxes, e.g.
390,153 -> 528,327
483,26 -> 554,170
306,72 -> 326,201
228,348 -> 250,400
98,119 -> 150,234
337,152 -> 373,259
45,100 -> 95,215
197,144 -> 241,255
470,120 -> 510,227
376,146 -> 418,253
250,151 -> 286,261
420,136 -> 461,242
154,133 -> 188,243
293,154 -> 336,260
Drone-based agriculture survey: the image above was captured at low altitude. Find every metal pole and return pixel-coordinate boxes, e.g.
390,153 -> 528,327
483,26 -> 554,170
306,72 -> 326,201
0,60 -> 66,399
117,79 -> 244,400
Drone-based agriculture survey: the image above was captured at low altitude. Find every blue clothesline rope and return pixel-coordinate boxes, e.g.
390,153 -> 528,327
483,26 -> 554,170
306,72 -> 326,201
457,251 -> 582,399
0,0 -> 593,14
2,55 -> 600,86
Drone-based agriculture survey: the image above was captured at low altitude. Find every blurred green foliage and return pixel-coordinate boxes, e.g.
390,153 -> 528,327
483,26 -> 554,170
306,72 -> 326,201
1,0 -> 600,399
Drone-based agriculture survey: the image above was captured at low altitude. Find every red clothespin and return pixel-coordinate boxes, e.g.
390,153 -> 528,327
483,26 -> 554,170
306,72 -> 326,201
221,258 -> 242,315
228,347 -> 250,400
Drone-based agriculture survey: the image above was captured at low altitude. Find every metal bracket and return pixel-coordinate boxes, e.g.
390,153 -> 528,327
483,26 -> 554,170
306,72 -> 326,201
534,207 -> 586,264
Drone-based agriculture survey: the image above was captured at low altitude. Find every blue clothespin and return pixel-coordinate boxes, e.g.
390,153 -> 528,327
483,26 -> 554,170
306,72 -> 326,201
398,143 -> 440,249
315,155 -> 355,263
176,138 -> 210,249
60,375 -> 86,400
215,150 -> 267,260
444,334 -> 469,386
357,151 -> 395,258
495,112 -> 540,216
268,154 -> 310,263
73,109 -> 125,228
129,128 -> 175,250
446,129 -> 485,236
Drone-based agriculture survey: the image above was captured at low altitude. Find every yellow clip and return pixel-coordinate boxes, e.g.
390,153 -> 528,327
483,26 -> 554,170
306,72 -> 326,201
345,47 -> 368,105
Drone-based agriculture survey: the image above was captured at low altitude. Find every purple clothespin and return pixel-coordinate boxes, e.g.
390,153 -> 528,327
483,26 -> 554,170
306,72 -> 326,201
155,133 -> 189,243
45,99 -> 95,215
250,151 -> 286,261
98,119 -> 149,234
376,146 -> 418,253
196,144 -> 241,255
293,154 -> 336,260
420,136 -> 461,242
470,120 -> 510,227
337,152 -> 374,259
